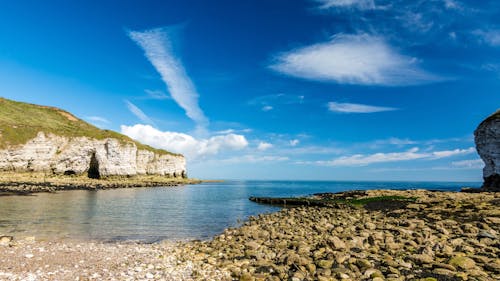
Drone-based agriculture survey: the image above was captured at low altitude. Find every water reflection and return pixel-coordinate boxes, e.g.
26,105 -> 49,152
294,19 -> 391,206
0,181 -> 474,242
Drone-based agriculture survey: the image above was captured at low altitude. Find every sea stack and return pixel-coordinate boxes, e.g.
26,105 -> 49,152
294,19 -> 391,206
474,109 -> 500,191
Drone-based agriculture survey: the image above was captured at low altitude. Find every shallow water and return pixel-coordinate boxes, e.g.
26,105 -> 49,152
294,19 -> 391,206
0,180 -> 479,242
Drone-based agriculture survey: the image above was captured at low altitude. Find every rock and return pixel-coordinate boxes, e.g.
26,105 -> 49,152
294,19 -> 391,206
318,260 -> 334,269
330,236 -> 346,249
0,236 -> 13,245
432,268 -> 455,276
449,256 -> 476,270
410,254 -> 434,264
433,262 -> 456,271
474,110 -> 500,191
355,259 -> 372,270
477,231 -> 496,239
244,241 -> 260,250
365,222 -> 376,230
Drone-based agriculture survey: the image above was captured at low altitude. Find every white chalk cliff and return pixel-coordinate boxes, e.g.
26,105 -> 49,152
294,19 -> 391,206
0,132 -> 186,178
474,110 -> 500,191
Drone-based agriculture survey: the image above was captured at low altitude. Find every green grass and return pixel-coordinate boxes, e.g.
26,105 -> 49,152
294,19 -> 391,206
0,97 -> 179,156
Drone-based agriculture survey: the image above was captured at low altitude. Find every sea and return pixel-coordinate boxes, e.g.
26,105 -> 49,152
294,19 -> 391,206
0,180 -> 480,242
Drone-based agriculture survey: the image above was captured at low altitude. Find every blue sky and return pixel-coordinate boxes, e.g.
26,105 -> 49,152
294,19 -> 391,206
0,0 -> 499,181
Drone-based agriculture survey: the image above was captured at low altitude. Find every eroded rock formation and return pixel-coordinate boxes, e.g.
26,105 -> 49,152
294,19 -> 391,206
0,132 -> 186,178
474,110 -> 500,191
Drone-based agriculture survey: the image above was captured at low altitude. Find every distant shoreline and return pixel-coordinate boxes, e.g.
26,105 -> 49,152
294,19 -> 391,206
0,172 -> 202,195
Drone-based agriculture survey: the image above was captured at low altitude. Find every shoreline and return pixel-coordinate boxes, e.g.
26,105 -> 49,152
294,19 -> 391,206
0,172 -> 203,195
1,189 -> 499,280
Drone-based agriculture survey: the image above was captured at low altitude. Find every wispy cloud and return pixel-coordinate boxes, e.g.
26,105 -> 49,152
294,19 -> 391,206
144,89 -> 170,100
289,139 -> 300,146
214,128 -> 253,135
315,0 -> 375,10
443,0 -> 462,10
125,100 -> 156,126
86,116 -> 110,124
250,93 -> 305,112
328,101 -> 398,113
430,147 -> 475,159
270,34 -> 439,86
473,29 -> 500,47
209,155 -> 289,164
128,28 -> 209,130
257,141 -> 273,151
262,105 -> 273,112
304,146 -> 475,166
451,159 -> 484,169
121,124 -> 248,160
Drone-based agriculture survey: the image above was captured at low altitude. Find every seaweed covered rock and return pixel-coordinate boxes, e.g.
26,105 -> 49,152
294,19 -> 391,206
475,110 -> 500,191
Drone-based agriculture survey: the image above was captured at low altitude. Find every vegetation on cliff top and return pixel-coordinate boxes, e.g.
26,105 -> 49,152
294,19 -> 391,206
0,97 -> 179,156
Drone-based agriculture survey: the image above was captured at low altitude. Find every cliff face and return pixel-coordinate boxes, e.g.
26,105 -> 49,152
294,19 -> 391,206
474,110 -> 500,191
0,132 -> 186,178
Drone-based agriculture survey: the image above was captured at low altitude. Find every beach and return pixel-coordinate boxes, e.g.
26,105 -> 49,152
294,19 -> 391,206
1,189 -> 499,281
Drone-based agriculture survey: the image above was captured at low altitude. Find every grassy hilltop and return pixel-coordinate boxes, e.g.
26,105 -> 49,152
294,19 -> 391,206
0,97 -> 177,156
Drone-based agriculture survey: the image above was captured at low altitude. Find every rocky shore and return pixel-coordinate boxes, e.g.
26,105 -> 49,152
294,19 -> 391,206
0,172 -> 201,195
1,189 -> 499,280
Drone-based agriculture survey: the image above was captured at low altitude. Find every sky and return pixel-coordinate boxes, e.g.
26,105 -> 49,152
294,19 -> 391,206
0,0 -> 499,181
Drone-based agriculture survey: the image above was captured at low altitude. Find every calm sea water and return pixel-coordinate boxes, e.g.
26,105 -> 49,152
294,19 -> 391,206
0,180 -> 480,242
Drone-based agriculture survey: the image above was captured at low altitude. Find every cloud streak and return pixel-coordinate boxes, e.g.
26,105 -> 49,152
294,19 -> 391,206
128,28 -> 209,130
451,159 -> 484,169
125,100 -> 156,126
86,116 -> 110,124
473,29 -> 500,47
270,34 -> 439,86
315,0 -> 375,10
328,101 -> 397,113
306,147 -> 475,166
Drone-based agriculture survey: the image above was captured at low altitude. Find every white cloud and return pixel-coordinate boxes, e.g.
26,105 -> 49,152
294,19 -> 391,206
328,101 -> 397,113
128,28 -> 209,129
144,89 -> 170,100
125,100 -> 156,126
270,34 -> 439,86
473,29 -> 500,47
443,0 -> 462,10
257,142 -> 273,151
86,116 -> 110,124
121,124 -> 248,160
384,137 -> 417,145
451,159 -> 484,169
430,147 -> 476,159
262,105 -> 273,111
214,128 -> 253,135
214,155 -> 289,164
307,146 -> 476,166
316,0 -> 375,10
289,139 -> 300,146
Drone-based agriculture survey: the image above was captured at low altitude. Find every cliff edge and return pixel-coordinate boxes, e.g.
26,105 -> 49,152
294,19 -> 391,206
0,97 -> 186,178
474,109 -> 500,191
